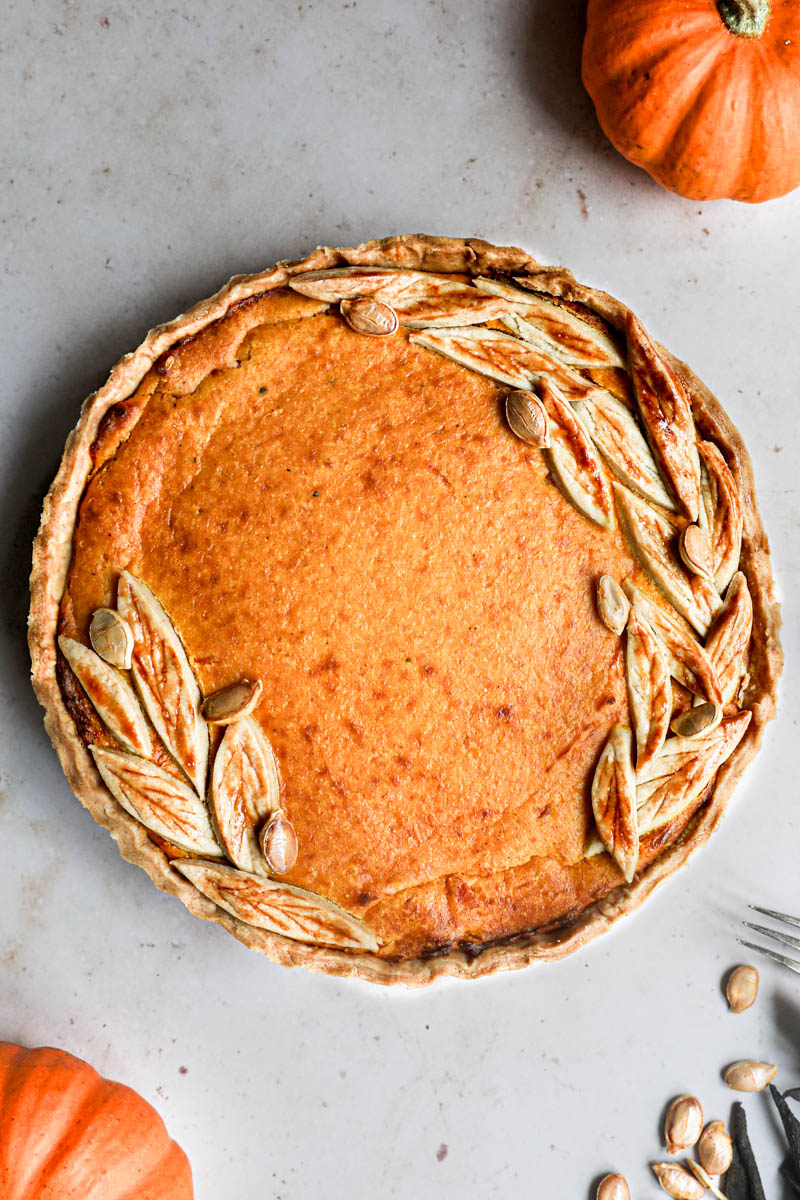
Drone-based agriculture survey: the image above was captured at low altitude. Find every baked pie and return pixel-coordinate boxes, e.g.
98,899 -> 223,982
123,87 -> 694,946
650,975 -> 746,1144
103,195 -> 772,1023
29,235 -> 781,985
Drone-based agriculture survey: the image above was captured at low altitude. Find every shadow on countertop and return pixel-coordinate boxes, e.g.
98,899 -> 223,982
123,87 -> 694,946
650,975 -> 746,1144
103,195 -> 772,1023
0,268 -> 240,723
514,0 -> 643,189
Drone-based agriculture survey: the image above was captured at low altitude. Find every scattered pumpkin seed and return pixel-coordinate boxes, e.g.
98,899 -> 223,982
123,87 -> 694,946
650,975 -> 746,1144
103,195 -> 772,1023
698,1121 -> 733,1176
596,1173 -> 629,1200
724,1061 -> 777,1093
652,1161 -> 705,1199
665,1095 -> 704,1154
726,964 -> 759,1014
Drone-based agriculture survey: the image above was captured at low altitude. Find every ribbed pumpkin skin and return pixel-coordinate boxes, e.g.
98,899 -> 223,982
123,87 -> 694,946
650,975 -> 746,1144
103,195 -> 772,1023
582,0 -> 800,202
0,1044 -> 193,1200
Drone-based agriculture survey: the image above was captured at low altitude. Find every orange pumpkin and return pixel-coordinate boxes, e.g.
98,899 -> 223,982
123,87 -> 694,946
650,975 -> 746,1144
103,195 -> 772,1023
0,1043 -> 193,1199
582,0 -> 800,202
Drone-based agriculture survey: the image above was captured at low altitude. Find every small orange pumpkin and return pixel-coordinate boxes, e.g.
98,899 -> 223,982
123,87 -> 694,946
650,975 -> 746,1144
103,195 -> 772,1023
582,0 -> 800,202
0,1043 -> 193,1199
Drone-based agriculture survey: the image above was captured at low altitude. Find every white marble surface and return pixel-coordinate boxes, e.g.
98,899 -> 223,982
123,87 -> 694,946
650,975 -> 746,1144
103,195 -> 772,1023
2,2 -> 799,1196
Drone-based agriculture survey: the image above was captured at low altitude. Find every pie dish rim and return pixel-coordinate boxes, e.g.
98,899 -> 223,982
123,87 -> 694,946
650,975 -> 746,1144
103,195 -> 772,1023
28,233 -> 782,986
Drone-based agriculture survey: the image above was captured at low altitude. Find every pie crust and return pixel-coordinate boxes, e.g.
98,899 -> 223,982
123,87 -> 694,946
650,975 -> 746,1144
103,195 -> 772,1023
29,235 -> 782,985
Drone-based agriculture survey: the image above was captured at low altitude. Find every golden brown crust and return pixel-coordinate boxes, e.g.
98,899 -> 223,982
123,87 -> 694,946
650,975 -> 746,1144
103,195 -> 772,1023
29,234 -> 782,985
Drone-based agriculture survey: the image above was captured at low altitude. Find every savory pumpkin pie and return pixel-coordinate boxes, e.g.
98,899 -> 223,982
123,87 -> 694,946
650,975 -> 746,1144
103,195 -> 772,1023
29,235 -> 781,984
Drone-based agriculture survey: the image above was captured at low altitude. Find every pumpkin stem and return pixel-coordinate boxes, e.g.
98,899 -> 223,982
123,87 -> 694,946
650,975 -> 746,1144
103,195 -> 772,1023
717,0 -> 771,37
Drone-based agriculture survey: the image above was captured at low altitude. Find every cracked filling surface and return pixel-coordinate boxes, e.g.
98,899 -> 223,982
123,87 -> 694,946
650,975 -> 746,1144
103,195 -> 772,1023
58,287 -> 709,958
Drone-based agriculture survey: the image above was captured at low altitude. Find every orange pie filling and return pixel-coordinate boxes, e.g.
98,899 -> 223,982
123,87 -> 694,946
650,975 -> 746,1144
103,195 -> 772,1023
53,284 -> 751,960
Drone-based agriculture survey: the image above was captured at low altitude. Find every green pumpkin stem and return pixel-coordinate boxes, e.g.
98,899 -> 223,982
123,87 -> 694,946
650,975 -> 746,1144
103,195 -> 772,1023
717,0 -> 771,37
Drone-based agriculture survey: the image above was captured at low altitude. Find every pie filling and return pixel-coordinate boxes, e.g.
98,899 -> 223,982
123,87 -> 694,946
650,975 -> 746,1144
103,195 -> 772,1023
52,263 -> 757,961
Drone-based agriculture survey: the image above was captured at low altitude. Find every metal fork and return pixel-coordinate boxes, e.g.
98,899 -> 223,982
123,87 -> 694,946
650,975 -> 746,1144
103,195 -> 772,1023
739,906 -> 800,975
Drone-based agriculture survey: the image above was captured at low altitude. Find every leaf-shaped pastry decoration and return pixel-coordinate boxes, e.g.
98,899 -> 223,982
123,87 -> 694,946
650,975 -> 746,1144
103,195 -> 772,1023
58,636 -> 152,757
697,440 -> 743,593
474,278 -> 624,367
395,293 -> 512,329
622,581 -> 722,703
614,485 -> 721,636
117,572 -> 209,795
635,711 -> 751,835
625,609 -> 672,770
706,572 -> 753,705
574,393 -> 676,511
540,379 -> 615,529
91,746 -> 223,858
626,313 -> 701,522
289,267 -> 465,304
591,725 -> 638,882
174,859 -> 380,951
408,327 -> 601,403
210,716 -> 281,875
500,314 -> 621,400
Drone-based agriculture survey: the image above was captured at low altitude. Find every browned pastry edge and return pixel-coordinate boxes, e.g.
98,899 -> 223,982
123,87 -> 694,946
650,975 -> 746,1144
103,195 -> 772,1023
28,234 -> 782,986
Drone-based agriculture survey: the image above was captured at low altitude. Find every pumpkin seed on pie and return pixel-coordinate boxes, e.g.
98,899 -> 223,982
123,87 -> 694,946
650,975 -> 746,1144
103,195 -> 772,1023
29,235 -> 781,985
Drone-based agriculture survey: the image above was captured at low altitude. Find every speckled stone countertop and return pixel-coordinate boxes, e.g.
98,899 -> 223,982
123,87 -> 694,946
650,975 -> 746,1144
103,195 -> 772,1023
2,2 -> 799,1197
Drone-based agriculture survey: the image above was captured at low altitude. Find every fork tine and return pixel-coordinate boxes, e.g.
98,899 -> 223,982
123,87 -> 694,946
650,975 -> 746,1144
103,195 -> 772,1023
738,937 -> 800,975
749,904 -> 800,930
742,921 -> 800,954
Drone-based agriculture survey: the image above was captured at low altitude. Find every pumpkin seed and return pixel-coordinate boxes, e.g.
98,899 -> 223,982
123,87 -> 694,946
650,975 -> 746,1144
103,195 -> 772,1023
652,1162 -> 705,1199
201,678 -> 263,725
724,1061 -> 777,1092
698,1121 -> 733,1176
340,297 -> 398,336
597,575 -> 630,636
670,701 -> 723,739
679,524 -> 715,582
596,1174 -> 629,1200
665,1095 -> 704,1154
89,608 -> 134,670
260,811 -> 299,875
505,389 -> 550,447
726,965 -> 759,1014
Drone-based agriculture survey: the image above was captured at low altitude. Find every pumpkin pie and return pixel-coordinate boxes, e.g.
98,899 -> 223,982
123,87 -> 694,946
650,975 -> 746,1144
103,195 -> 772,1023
29,235 -> 781,984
